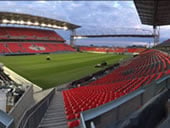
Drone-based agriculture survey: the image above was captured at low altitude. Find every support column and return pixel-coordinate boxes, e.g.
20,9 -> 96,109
153,26 -> 160,46
70,29 -> 76,47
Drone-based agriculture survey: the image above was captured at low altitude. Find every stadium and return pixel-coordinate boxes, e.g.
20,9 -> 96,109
0,1 -> 170,128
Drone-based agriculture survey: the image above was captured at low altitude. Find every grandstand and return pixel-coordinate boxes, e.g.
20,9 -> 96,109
63,49 -> 170,127
155,39 -> 170,54
78,46 -> 145,54
0,1 -> 170,128
0,27 -> 76,55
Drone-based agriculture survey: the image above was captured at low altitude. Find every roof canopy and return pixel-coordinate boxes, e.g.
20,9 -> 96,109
157,39 -> 170,47
0,12 -> 80,30
134,0 -> 170,26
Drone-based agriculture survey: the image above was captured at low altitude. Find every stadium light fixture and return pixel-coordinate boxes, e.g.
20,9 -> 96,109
19,20 -> 25,25
16,21 -> 21,24
41,23 -> 46,27
63,26 -> 68,30
27,21 -> 32,25
43,24 -> 48,27
52,25 -> 57,28
52,25 -> 56,28
47,24 -> 52,27
2,19 -> 9,23
11,20 -> 17,24
57,26 -> 62,29
34,22 -> 39,26
52,25 -> 61,29
74,36 -> 84,39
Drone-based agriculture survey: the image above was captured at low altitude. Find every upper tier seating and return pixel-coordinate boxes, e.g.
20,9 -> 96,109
0,27 -> 76,54
0,27 -> 64,41
62,49 -> 170,127
79,46 -> 145,54
0,42 -> 76,54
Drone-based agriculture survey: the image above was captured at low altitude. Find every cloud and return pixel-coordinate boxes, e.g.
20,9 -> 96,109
34,0 -> 47,4
0,1 -> 169,45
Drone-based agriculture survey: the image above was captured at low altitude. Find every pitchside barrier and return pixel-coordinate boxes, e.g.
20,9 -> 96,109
80,75 -> 170,128
69,54 -> 133,88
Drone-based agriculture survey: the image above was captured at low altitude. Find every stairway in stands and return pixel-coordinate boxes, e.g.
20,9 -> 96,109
38,91 -> 67,128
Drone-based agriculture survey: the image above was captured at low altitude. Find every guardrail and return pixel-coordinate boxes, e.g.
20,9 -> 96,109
9,85 -> 34,128
80,75 -> 170,128
17,88 -> 55,128
0,110 -> 14,128
118,89 -> 169,128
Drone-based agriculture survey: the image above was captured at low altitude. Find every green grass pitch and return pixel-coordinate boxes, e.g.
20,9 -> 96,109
0,53 -> 130,89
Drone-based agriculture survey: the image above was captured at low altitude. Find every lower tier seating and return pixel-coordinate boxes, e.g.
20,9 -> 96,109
79,46 -> 145,53
0,42 -> 76,54
62,49 -> 170,127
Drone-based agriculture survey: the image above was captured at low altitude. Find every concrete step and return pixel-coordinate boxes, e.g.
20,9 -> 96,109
38,122 -> 67,128
41,115 -> 66,120
40,119 -> 66,124
42,116 -> 66,121
38,91 -> 67,128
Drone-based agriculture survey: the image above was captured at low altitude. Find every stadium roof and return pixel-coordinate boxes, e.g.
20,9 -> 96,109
134,0 -> 170,26
0,12 -> 80,30
156,39 -> 170,47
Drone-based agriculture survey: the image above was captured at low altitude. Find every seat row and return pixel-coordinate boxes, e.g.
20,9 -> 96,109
0,42 -> 76,54
79,46 -> 145,53
62,49 -> 170,127
0,27 -> 64,41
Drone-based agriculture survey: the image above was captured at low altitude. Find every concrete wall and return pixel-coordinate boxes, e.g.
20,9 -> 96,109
9,86 -> 34,128
18,89 -> 55,128
87,94 -> 142,128
118,90 -> 169,128
3,66 -> 42,93
81,76 -> 170,128
0,90 -> 7,112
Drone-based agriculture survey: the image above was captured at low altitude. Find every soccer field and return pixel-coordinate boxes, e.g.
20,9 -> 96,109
0,53 -> 130,89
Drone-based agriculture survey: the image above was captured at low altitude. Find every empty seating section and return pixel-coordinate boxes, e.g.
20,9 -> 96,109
63,49 -> 170,127
7,43 -> 23,53
0,42 -> 75,54
0,43 -> 10,53
0,27 -> 76,54
79,46 -> 145,53
0,27 -> 64,41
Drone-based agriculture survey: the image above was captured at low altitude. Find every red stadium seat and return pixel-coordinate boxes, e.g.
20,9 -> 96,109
63,49 -> 170,128
67,120 -> 80,128
79,46 -> 145,54
0,27 -> 76,54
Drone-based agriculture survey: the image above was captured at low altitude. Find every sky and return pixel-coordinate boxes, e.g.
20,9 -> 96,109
0,1 -> 170,47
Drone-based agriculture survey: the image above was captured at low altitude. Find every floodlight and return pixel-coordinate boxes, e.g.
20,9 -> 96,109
63,26 -> 68,30
41,23 -> 46,26
11,20 -> 16,24
2,19 -> 9,23
47,24 -> 52,27
34,22 -> 39,26
27,21 -> 32,25
19,20 -> 25,25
